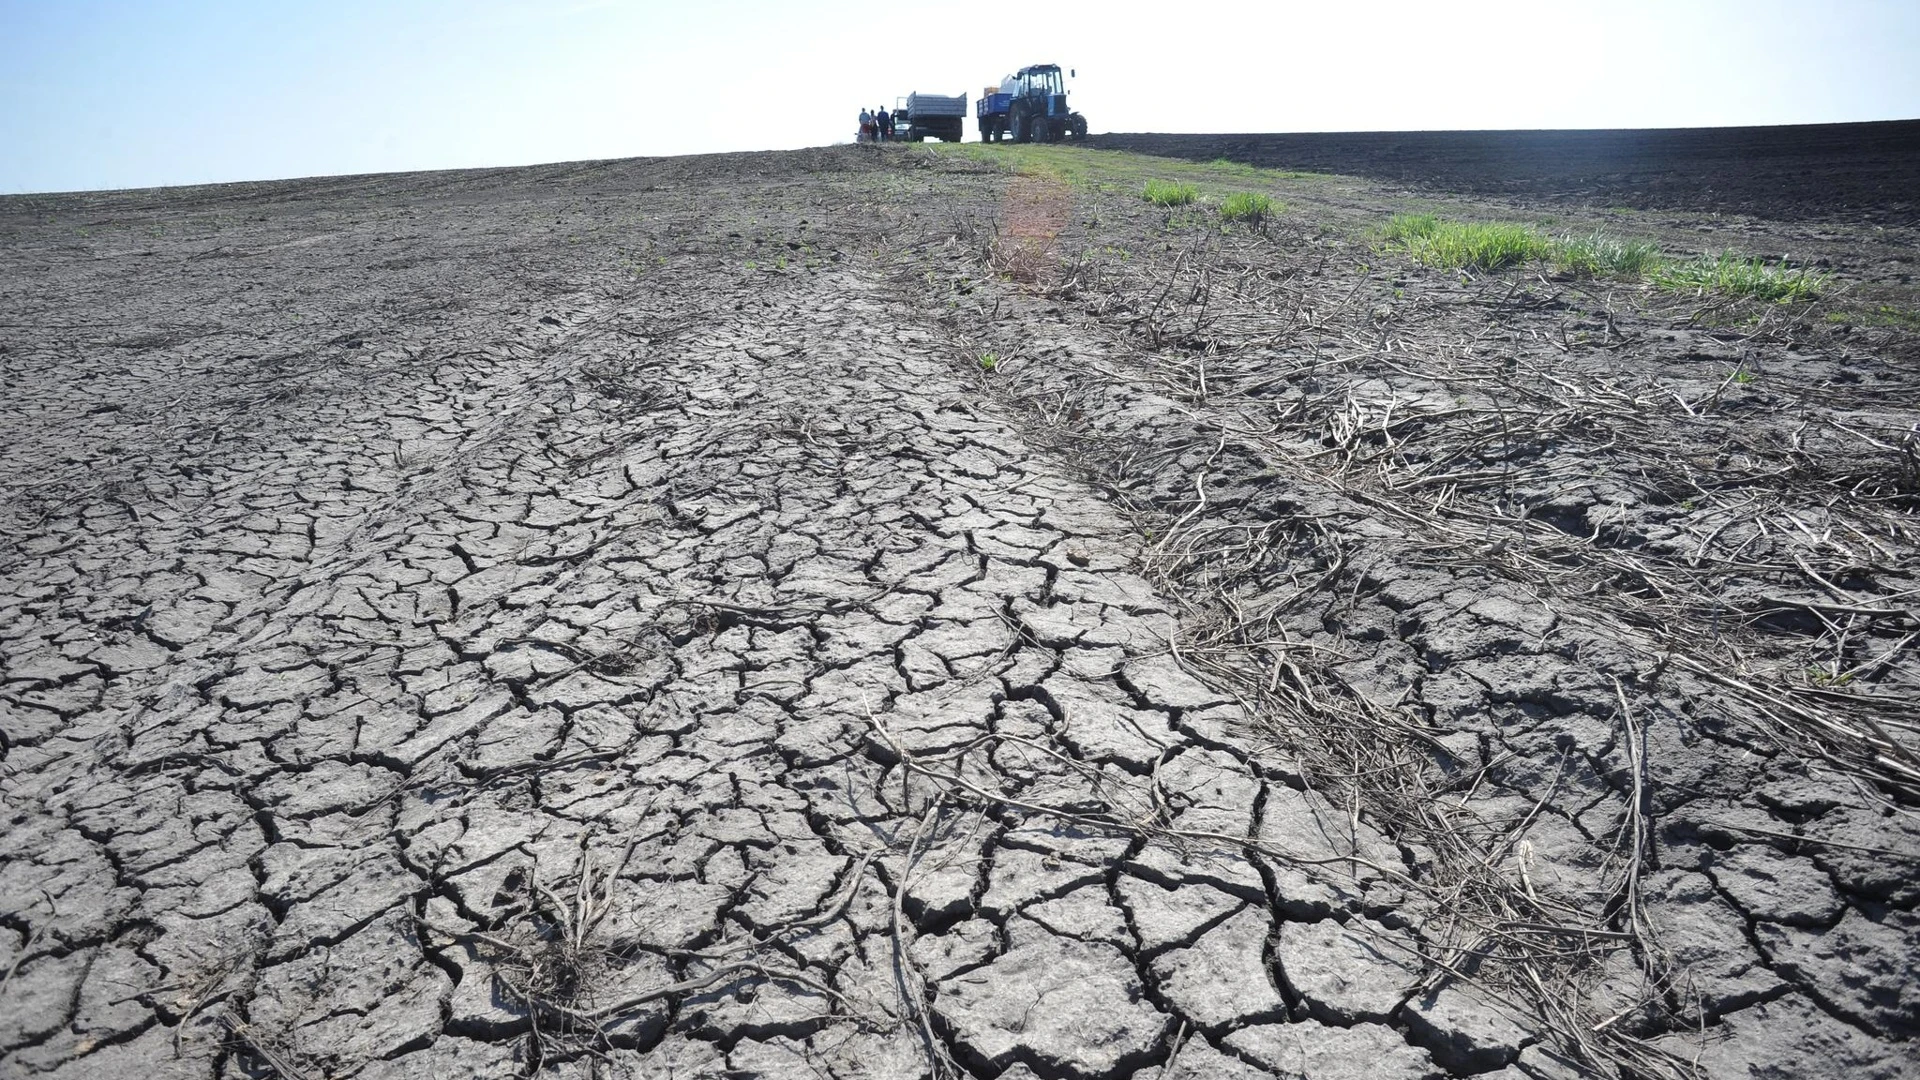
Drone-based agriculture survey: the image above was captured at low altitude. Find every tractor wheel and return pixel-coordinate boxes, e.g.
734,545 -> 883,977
1068,114 -> 1088,140
1011,111 -> 1029,143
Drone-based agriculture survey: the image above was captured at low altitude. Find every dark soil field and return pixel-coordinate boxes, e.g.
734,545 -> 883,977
1095,120 -> 1920,225
2,127 -> 1917,1080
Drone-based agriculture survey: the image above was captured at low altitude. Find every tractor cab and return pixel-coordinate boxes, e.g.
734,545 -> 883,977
1013,65 -> 1063,97
1009,65 -> 1066,113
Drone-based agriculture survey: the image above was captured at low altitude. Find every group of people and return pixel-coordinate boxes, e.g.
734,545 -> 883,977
857,106 -> 896,143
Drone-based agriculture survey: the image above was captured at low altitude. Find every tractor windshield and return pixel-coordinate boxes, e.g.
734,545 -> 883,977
1038,69 -> 1062,94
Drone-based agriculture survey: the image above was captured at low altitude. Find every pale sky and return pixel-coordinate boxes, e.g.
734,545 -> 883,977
3,0 -> 1917,194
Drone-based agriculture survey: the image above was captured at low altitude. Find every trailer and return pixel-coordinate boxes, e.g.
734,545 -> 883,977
975,90 -> 1013,142
895,92 -> 967,143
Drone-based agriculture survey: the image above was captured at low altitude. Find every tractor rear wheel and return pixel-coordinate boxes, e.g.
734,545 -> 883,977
1011,111 -> 1029,143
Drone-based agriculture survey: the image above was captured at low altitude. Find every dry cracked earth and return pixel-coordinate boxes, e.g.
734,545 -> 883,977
2,143 -> 1917,1080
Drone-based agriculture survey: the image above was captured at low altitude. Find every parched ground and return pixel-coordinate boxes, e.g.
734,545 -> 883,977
1,136 -> 1916,1080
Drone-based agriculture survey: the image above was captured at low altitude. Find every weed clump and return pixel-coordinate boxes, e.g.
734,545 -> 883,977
1383,213 -> 1440,243
1653,253 -> 1827,302
1220,191 -> 1276,223
1387,215 -> 1550,271
1553,232 -> 1661,278
1387,214 -> 1826,302
1144,179 -> 1198,207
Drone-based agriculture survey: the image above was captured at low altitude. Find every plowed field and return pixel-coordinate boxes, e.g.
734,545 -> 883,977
1095,119 -> 1920,224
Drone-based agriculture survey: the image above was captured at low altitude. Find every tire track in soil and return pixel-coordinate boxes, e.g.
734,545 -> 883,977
925,150 -> 1920,1080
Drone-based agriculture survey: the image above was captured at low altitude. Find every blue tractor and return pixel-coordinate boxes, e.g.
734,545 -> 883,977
976,64 -> 1088,144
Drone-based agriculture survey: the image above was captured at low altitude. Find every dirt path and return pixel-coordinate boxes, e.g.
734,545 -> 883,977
2,146 -> 1916,1079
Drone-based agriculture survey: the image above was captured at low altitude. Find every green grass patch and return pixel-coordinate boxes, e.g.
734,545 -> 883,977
1652,253 -> 1827,302
1219,191 -> 1276,222
1383,213 -> 1440,243
1826,305 -> 1920,328
1203,157 -> 1297,182
1144,179 -> 1198,207
1552,232 -> 1661,278
926,143 -> 1323,198
1386,215 -> 1550,271
1388,214 -> 1672,281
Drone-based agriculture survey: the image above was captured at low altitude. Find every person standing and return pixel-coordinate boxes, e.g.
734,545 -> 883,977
882,108 -> 896,141
858,107 -> 873,143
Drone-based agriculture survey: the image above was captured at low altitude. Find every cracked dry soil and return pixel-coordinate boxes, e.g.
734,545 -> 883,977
2,144 -> 1917,1080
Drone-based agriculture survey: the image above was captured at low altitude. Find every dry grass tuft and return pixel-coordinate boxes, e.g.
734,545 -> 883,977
989,174 -> 1074,284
